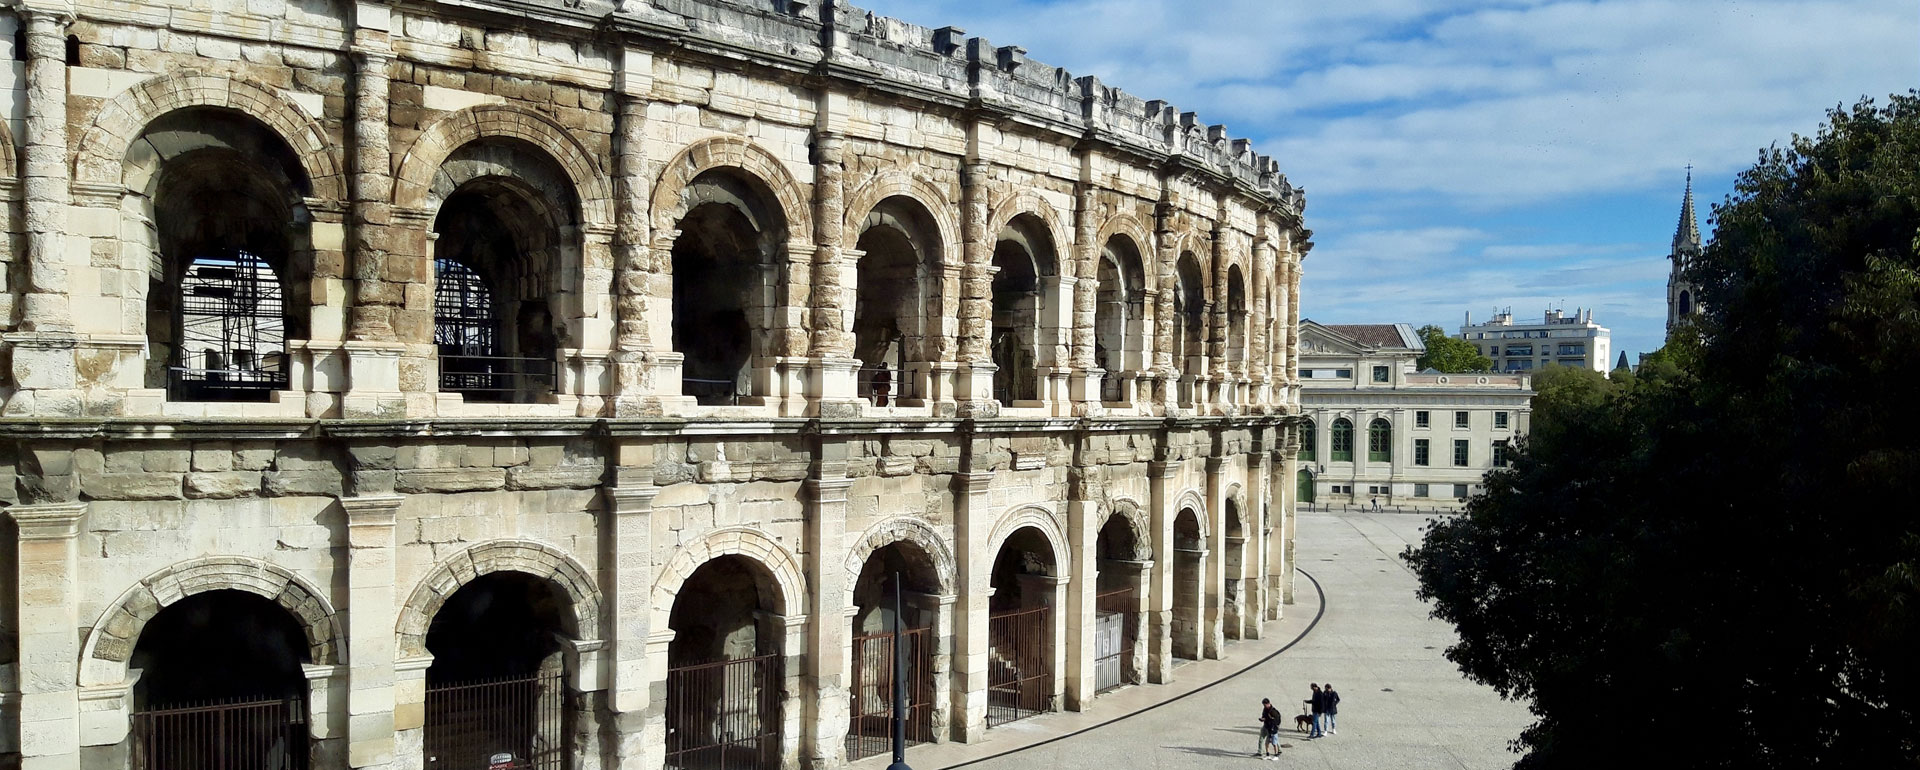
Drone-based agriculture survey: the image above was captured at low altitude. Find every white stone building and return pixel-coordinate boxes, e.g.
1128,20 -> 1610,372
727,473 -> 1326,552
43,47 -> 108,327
1459,308 -> 1612,373
1295,322 -> 1532,508
0,2 -> 1315,770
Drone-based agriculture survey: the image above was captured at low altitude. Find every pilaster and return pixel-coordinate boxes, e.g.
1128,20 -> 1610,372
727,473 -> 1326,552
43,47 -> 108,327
803,470 -> 853,769
611,47 -> 660,416
1062,482 -> 1098,710
951,470 -> 995,739
9,502 -> 86,770
603,465 -> 657,768
1145,460 -> 1176,683
341,494 -> 401,770
1202,455 -> 1226,658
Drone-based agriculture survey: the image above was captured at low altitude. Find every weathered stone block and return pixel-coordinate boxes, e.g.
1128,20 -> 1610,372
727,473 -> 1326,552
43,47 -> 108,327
396,468 -> 505,494
185,471 -> 261,499
264,469 -> 346,498
82,473 -> 183,501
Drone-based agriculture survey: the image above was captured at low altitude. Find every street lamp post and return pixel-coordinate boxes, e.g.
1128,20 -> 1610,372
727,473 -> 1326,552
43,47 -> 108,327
887,572 -> 913,770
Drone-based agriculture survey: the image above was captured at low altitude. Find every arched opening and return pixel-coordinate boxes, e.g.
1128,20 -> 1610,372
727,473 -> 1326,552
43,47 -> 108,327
1224,499 -> 1247,640
1368,418 -> 1392,463
991,215 -> 1057,405
1171,508 -> 1206,661
1298,418 -> 1317,462
139,107 -> 313,402
422,572 -> 576,770
667,556 -> 787,770
673,171 -> 787,405
1095,237 -> 1145,402
430,139 -> 577,403
128,590 -> 312,770
1171,253 -> 1207,406
987,525 -> 1060,727
853,197 -> 940,407
1331,418 -> 1355,463
1297,469 -> 1316,505
1226,266 -> 1248,377
1093,512 -> 1147,691
1678,289 -> 1692,316
846,542 -> 943,760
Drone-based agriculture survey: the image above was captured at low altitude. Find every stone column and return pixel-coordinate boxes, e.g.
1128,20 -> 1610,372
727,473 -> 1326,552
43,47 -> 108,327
1207,224 -> 1228,410
1062,472 -> 1098,710
769,613 -> 809,770
1250,230 -> 1272,406
908,592 -> 957,743
1248,436 -> 1273,630
1202,456 -> 1226,659
803,472 -> 852,768
808,133 -> 859,415
10,502 -> 86,770
1151,215 -> 1177,412
1286,249 -> 1302,407
951,470 -> 994,739
343,10 -> 406,417
637,630 -> 674,770
4,8 -> 78,417
603,463 -> 657,768
1068,181 -> 1101,413
610,48 -> 657,415
1280,431 -> 1302,605
341,494 -> 401,770
1145,460 -> 1176,683
956,160 -> 997,414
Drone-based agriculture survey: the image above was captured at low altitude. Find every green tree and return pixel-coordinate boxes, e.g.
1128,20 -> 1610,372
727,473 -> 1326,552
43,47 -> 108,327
1414,324 -> 1493,372
1405,94 -> 1920,769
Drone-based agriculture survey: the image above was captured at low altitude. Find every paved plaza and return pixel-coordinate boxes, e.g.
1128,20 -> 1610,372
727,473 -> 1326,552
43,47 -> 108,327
893,510 -> 1535,770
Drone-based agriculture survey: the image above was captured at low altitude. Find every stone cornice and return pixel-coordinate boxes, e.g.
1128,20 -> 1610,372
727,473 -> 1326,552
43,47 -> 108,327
9,502 -> 88,540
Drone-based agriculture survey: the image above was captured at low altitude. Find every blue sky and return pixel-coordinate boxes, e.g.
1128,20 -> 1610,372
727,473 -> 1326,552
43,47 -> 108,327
851,0 -> 1917,362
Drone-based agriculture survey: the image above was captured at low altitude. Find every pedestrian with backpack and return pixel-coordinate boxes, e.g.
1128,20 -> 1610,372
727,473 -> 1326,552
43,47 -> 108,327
1257,698 -> 1284,759
1322,683 -> 1340,735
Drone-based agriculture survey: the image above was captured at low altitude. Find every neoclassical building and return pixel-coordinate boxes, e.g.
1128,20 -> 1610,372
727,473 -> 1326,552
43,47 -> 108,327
0,1 -> 1311,770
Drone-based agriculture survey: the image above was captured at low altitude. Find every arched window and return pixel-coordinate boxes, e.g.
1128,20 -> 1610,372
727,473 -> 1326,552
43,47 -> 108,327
1226,266 -> 1247,372
1095,237 -> 1145,402
992,214 -> 1056,405
1678,290 -> 1692,316
853,197 -> 941,407
1298,419 -> 1316,461
434,258 -> 505,396
1368,418 -> 1391,463
1330,418 -> 1354,462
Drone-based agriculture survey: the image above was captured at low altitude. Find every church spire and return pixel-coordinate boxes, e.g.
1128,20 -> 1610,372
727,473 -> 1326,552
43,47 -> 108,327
1673,165 -> 1700,257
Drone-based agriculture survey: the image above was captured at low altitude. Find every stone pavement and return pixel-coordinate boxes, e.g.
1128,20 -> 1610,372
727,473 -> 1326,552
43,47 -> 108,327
873,510 -> 1534,770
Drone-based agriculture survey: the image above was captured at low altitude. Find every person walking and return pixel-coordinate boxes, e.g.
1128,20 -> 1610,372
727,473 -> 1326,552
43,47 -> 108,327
1322,683 -> 1340,735
1257,698 -> 1284,759
1306,683 -> 1325,738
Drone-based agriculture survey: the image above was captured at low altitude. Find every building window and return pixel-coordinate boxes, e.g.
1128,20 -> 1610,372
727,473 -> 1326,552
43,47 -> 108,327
1454,411 -> 1469,428
1415,410 -> 1430,428
1414,483 -> 1429,498
1367,418 -> 1391,463
1493,439 -> 1510,467
1372,365 -> 1389,383
1331,418 -> 1354,462
1298,419 -> 1316,462
1414,439 -> 1429,466
1453,483 -> 1469,498
1495,411 -> 1509,429
1453,439 -> 1469,466
1335,368 -> 1353,379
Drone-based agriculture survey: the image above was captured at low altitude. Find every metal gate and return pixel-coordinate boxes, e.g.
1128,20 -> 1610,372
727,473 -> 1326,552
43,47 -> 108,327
986,606 -> 1053,728
425,672 -> 570,770
131,695 -> 308,770
847,627 -> 934,761
666,654 -> 783,770
1094,587 -> 1132,693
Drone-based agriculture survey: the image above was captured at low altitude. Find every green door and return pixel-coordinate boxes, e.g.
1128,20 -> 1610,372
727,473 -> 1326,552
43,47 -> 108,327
1296,469 -> 1315,504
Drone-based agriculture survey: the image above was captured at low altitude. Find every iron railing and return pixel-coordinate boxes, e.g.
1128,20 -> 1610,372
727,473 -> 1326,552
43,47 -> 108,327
986,606 -> 1053,728
846,627 -> 934,761
439,355 -> 556,401
683,377 -> 745,406
131,695 -> 307,770
856,367 -> 918,407
167,365 -> 291,403
666,655 -> 782,770
424,673 -> 570,770
1094,588 -> 1134,693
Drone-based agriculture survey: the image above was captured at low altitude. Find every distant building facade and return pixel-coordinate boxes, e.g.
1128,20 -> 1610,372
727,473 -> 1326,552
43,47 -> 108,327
1459,308 -> 1611,373
1296,322 -> 1533,508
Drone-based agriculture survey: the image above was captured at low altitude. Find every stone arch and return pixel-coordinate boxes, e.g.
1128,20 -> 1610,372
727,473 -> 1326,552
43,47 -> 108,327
397,539 -> 603,659
650,526 -> 810,633
1172,489 -> 1210,543
844,169 -> 960,267
73,73 -> 346,201
651,135 -> 812,243
79,557 -> 340,687
986,189 -> 1071,272
394,104 -> 614,227
0,119 -> 15,178
1095,213 -> 1155,283
985,504 -> 1072,577
1103,498 -> 1153,561
1170,231 -> 1215,304
844,516 -> 958,596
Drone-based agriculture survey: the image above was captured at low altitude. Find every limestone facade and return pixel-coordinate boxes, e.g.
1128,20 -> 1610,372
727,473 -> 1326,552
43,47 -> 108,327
0,1 -> 1310,769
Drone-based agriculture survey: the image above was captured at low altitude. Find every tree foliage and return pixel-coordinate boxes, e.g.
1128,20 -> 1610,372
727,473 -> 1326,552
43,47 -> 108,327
1415,324 -> 1494,372
1405,94 -> 1920,769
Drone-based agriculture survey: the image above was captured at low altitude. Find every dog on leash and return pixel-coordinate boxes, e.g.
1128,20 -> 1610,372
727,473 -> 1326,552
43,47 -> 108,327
1293,713 -> 1314,733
